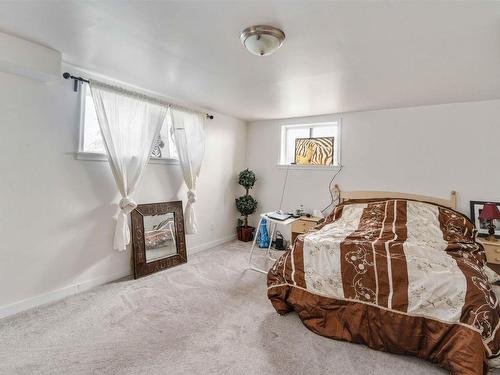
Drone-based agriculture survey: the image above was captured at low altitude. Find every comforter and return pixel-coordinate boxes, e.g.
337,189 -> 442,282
267,199 -> 499,375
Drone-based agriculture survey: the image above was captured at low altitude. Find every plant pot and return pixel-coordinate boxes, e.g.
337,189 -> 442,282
237,226 -> 255,242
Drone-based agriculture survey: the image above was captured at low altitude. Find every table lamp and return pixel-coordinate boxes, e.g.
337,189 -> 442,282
478,203 -> 500,241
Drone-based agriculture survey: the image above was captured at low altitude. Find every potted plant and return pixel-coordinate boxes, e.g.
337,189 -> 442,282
235,169 -> 258,242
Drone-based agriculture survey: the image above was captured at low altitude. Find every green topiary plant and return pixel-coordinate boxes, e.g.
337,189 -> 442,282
235,169 -> 257,227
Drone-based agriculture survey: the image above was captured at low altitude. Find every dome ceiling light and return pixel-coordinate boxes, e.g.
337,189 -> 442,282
240,25 -> 286,56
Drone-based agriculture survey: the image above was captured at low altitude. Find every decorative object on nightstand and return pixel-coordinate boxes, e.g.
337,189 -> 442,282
293,205 -> 304,218
479,239 -> 500,265
470,201 -> 500,239
291,215 -> 323,243
478,203 -> 500,241
312,209 -> 324,219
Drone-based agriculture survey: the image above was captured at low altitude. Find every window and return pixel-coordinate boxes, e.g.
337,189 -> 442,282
78,84 -> 178,162
280,121 -> 341,167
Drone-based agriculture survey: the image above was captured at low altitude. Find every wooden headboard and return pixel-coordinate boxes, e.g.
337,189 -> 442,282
334,185 -> 457,210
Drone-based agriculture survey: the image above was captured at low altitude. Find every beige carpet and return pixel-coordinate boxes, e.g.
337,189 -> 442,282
0,240 -> 481,374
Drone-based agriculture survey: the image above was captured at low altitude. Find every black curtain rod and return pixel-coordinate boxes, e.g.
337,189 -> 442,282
62,72 -> 214,120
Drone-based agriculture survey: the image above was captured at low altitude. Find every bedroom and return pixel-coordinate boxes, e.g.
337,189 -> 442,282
0,1 -> 499,374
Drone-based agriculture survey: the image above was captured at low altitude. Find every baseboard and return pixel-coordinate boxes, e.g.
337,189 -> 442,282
0,235 -> 237,319
188,234 -> 236,255
0,270 -> 130,320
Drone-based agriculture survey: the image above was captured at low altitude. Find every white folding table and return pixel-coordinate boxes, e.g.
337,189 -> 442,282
248,212 -> 298,274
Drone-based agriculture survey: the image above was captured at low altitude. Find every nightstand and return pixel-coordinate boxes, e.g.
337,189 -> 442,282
479,239 -> 500,265
291,216 -> 323,243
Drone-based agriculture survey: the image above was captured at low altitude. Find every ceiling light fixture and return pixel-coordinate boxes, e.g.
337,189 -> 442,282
240,25 -> 285,56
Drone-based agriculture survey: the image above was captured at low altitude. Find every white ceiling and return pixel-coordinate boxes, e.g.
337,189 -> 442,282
0,1 -> 500,121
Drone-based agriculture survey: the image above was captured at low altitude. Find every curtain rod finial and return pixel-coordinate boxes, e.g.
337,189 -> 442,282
62,72 -> 71,79
206,114 -> 214,120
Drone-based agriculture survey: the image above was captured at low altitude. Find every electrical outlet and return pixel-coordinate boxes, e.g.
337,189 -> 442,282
210,223 -> 215,232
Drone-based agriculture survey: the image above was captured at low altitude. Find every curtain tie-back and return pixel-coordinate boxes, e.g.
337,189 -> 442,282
114,197 -> 137,251
185,190 -> 197,234
187,190 -> 197,204
119,197 -> 137,214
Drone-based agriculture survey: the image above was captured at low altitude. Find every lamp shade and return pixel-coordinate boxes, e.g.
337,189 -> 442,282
479,203 -> 500,220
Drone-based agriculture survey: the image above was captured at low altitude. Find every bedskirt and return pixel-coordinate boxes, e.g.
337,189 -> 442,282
268,281 -> 488,375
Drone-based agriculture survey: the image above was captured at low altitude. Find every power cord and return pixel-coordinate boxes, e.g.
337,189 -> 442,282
321,165 -> 343,215
278,165 -> 290,211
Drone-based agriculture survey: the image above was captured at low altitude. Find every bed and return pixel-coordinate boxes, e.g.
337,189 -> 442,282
267,186 -> 499,375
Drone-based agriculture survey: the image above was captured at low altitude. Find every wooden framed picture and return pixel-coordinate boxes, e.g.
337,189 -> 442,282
131,201 -> 187,278
294,137 -> 334,166
470,200 -> 500,238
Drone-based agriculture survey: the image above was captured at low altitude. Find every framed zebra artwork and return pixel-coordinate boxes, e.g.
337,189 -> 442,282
294,137 -> 334,165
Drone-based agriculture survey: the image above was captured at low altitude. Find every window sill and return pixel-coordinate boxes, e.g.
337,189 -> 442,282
276,164 -> 342,171
75,152 -> 180,165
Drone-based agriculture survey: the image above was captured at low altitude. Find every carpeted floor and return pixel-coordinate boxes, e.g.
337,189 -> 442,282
0,240 -> 485,375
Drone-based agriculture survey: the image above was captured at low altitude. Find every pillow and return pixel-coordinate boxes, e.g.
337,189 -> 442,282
484,266 -> 500,284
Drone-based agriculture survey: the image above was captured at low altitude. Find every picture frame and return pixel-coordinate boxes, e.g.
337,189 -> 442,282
131,201 -> 187,278
470,200 -> 500,239
294,137 -> 334,166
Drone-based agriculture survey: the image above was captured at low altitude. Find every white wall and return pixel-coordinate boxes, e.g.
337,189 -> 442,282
2,69 -> 499,318
0,71 -> 246,315
246,100 -> 498,233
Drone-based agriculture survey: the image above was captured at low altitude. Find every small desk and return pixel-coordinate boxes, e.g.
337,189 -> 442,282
248,213 -> 299,274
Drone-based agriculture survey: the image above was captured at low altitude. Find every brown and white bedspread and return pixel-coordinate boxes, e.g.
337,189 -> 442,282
267,199 -> 499,375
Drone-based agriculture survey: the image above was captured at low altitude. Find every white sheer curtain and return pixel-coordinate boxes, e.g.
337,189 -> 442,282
170,107 -> 205,234
90,80 -> 168,251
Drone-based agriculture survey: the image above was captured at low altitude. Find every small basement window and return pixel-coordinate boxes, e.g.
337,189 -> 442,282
78,84 -> 178,163
280,121 -> 341,167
